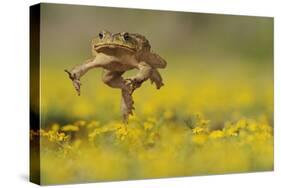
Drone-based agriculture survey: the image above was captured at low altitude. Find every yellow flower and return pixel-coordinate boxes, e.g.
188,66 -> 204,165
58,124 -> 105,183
62,124 -> 79,132
115,124 -> 128,140
224,126 -> 238,137
247,122 -> 257,132
57,132 -> 68,141
192,127 -> 208,134
51,123 -> 60,132
235,119 -> 247,129
128,114 -> 138,121
87,120 -> 100,129
74,120 -> 86,127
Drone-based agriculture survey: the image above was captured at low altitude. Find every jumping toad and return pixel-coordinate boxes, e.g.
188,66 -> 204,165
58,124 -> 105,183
65,31 -> 167,121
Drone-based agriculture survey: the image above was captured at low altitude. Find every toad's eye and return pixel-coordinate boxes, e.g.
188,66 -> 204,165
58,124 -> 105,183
123,32 -> 130,41
98,32 -> 103,39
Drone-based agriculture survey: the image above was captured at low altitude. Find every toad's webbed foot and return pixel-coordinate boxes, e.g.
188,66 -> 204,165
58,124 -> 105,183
65,57 -> 98,96
125,77 -> 144,94
64,69 -> 82,96
124,61 -> 152,94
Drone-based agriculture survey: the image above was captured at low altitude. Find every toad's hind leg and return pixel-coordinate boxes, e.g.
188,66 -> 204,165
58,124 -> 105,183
150,69 -> 164,89
102,70 -> 134,122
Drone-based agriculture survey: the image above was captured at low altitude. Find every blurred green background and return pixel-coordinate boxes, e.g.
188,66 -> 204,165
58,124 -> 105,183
41,3 -> 273,63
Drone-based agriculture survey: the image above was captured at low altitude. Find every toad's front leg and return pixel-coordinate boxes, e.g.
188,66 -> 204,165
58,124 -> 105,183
65,57 -> 100,96
126,61 -> 152,93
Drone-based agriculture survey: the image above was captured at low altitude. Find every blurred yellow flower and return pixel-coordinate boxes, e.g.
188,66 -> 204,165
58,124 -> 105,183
163,110 -> 173,119
87,120 -> 100,129
62,124 -> 79,132
143,122 -> 154,131
192,134 -> 208,145
192,127 -> 208,134
51,123 -> 60,132
247,122 -> 257,132
74,120 -> 86,127
115,124 -> 128,140
209,130 -> 224,139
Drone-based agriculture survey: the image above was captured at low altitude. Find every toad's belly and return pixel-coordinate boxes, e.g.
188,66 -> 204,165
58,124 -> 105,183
96,53 -> 138,72
102,61 -> 135,72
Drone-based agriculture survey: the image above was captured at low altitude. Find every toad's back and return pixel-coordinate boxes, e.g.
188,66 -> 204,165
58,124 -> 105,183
131,33 -> 167,69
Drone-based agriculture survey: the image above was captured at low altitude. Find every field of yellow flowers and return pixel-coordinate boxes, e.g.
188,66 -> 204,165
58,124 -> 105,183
31,57 -> 273,185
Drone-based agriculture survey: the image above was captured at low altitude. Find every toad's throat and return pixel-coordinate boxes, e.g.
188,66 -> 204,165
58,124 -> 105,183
94,44 -> 137,52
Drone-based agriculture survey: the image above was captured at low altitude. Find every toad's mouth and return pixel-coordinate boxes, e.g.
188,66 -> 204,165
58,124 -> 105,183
94,43 -> 137,52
